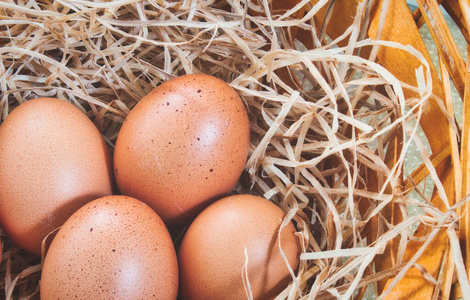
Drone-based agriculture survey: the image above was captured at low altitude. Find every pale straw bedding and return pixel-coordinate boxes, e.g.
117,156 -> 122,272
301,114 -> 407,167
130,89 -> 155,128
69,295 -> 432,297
0,0 -> 459,299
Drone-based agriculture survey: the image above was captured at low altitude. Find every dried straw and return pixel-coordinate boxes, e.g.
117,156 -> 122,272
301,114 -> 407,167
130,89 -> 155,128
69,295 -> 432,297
0,0 -> 466,299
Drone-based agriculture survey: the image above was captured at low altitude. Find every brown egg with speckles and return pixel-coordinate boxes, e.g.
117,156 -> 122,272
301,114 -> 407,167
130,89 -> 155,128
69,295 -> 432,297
114,74 -> 250,227
0,97 -> 114,255
178,194 -> 301,300
40,195 -> 178,299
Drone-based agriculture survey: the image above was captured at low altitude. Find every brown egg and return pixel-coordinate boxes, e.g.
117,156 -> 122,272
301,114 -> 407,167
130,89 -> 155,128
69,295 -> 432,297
178,194 -> 300,300
0,97 -> 114,255
40,195 -> 178,299
114,74 -> 250,227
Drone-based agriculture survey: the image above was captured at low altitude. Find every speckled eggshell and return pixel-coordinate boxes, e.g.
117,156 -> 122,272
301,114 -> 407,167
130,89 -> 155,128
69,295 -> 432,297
40,195 -> 178,299
0,97 -> 114,255
178,194 -> 300,300
114,74 -> 250,227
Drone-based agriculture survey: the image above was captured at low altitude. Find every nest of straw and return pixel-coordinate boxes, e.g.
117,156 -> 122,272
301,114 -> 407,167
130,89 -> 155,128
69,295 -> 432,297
1,0 -> 469,299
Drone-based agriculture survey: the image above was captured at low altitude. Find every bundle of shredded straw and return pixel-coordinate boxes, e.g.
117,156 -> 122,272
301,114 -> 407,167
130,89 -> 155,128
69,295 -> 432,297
1,0 -> 469,299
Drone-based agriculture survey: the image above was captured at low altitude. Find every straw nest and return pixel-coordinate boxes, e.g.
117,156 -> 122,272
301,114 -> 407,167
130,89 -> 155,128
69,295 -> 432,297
1,0 -> 469,299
